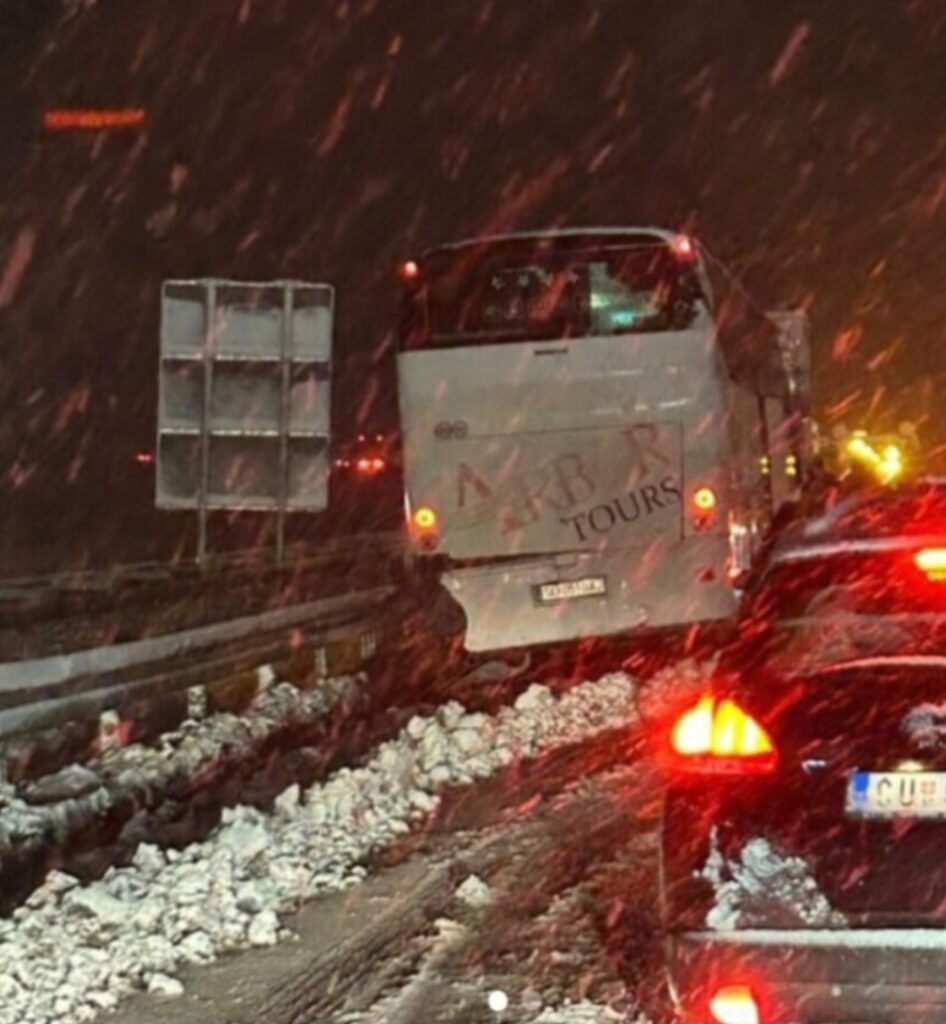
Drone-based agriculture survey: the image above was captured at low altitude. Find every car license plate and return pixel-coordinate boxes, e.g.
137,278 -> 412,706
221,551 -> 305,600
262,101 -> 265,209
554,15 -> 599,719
846,771 -> 946,818
536,576 -> 607,604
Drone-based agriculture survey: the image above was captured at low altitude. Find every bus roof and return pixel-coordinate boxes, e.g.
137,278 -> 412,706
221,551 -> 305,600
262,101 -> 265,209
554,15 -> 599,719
420,226 -> 681,258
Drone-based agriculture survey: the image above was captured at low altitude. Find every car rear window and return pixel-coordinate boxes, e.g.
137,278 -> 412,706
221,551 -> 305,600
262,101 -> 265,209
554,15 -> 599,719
748,550 -> 946,621
817,487 -> 946,539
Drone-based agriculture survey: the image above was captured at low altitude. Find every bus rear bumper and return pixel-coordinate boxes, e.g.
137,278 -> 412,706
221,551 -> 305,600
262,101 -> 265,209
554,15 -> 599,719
441,535 -> 734,652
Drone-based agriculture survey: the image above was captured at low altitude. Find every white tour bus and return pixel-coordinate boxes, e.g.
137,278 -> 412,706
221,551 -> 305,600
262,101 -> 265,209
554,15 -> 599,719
396,227 -> 810,652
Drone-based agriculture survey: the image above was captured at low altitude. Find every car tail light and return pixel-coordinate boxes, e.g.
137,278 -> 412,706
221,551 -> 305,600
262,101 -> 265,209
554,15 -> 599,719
399,259 -> 420,282
671,696 -> 776,773
709,985 -> 760,1024
915,548 -> 946,581
355,457 -> 386,476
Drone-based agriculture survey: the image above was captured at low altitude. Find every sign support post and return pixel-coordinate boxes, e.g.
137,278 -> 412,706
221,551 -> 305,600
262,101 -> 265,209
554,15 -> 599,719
196,281 -> 217,564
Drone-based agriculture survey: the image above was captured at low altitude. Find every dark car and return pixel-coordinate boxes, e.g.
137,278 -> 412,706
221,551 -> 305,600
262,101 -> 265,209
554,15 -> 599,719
332,432 -> 400,481
330,432 -> 403,532
656,480 -> 946,1023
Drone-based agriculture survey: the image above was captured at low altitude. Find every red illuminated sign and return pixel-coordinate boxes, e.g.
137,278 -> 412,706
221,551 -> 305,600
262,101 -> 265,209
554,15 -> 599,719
43,108 -> 146,131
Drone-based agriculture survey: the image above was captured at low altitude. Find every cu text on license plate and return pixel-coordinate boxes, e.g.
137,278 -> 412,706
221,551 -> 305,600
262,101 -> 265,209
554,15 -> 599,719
846,771 -> 946,819
536,576 -> 607,605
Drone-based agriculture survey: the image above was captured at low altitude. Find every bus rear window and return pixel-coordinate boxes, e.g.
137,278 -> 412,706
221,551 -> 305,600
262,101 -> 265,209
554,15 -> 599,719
403,240 -> 704,349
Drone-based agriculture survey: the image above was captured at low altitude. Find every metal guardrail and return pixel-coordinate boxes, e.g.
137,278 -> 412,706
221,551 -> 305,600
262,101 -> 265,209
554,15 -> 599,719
0,534 -> 408,663
0,533 -> 403,598
0,585 -> 397,775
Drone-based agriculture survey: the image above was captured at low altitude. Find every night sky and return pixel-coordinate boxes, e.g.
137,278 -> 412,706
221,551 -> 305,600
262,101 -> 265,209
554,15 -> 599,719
2,0 -> 946,574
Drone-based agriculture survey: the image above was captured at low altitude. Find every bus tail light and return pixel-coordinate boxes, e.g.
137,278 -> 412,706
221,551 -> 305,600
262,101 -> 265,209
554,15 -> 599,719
693,486 -> 717,512
692,486 -> 718,529
413,506 -> 437,530
671,696 -> 777,774
670,234 -> 696,261
709,985 -> 760,1024
410,505 -> 439,550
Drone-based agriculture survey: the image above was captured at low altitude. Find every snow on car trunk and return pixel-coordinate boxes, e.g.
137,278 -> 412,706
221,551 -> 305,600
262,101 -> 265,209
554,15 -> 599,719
0,672 -> 638,1024
701,831 -> 846,931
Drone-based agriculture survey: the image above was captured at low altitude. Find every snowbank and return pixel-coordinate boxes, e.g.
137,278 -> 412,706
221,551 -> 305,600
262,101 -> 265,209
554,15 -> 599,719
0,673 -> 637,1024
0,673 -> 358,855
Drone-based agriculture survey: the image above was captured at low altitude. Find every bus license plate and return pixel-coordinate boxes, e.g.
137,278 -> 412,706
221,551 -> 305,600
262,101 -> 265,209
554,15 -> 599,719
846,771 -> 946,819
537,577 -> 607,604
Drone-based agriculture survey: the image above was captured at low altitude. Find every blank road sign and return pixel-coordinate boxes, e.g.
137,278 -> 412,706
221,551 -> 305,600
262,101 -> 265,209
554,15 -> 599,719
156,278 -> 333,513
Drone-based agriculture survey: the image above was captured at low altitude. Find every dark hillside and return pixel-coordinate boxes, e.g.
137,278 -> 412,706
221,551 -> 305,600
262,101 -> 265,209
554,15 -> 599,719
2,0 -> 945,571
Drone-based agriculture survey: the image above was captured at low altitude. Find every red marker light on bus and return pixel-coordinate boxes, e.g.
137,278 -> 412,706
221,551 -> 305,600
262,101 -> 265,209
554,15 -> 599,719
399,260 -> 420,282
670,234 -> 696,260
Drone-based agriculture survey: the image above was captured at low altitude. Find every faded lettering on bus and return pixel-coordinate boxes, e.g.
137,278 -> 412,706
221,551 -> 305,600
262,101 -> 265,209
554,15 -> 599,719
450,422 -> 680,545
454,451 -> 596,532
560,475 -> 681,542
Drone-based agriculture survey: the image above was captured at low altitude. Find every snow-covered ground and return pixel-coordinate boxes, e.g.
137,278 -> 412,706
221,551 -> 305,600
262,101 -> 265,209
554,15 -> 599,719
532,1000 -> 633,1022
0,671 -> 640,1024
344,807 -> 650,1024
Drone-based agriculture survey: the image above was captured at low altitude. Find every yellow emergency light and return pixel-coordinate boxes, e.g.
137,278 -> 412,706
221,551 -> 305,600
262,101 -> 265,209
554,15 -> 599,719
843,431 -> 904,484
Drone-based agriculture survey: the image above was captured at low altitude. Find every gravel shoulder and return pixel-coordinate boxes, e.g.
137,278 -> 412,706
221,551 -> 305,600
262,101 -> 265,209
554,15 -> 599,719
106,853 -> 454,1024
106,748 -> 659,1023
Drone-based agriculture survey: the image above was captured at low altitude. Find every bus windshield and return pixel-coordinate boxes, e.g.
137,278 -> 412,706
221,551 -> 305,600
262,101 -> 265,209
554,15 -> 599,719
405,237 -> 706,348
